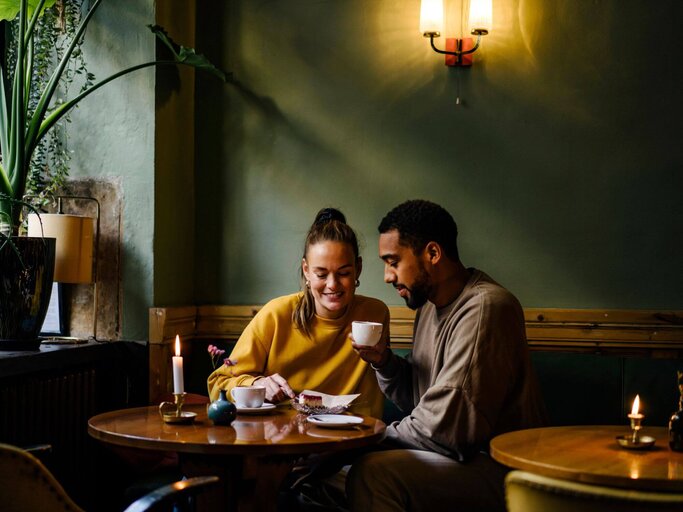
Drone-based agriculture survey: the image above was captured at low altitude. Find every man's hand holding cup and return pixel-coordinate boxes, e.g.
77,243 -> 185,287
350,321 -> 390,367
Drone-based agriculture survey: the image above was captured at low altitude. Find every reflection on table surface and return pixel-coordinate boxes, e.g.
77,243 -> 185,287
89,403 -> 386,512
490,425 -> 683,492
88,403 -> 385,456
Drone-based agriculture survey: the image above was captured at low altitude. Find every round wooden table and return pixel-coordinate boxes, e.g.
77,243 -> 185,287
89,404 -> 385,511
490,425 -> 683,492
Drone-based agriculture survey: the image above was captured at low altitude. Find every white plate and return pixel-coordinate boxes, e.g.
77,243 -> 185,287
306,414 -> 364,428
236,403 -> 277,415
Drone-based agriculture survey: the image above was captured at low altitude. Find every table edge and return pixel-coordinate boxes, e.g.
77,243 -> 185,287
88,406 -> 386,457
490,426 -> 683,492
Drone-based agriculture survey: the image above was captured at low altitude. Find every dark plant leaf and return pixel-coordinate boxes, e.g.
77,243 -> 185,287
148,24 -> 229,82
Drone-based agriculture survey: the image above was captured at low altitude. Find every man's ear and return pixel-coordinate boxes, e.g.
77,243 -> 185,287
424,242 -> 442,265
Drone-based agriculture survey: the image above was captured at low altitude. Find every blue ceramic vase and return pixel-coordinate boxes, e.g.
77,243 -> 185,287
208,389 -> 236,426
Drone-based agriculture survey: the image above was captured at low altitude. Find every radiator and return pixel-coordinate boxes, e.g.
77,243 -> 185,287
0,369 -> 96,494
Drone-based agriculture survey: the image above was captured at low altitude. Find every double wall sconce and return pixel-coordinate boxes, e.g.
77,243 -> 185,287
420,0 -> 492,66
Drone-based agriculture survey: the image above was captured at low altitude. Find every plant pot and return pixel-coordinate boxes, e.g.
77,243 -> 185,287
0,236 -> 56,350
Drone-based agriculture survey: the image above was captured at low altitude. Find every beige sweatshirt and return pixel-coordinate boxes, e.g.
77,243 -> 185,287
376,269 -> 546,461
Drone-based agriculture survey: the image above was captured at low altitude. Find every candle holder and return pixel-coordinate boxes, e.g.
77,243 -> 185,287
159,392 -> 197,424
616,413 -> 656,450
629,412 -> 644,444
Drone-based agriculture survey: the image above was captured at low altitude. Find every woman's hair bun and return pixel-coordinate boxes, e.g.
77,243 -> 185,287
314,207 -> 346,225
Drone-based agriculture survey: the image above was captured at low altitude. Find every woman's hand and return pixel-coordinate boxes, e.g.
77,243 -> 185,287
350,333 -> 391,368
257,373 -> 296,403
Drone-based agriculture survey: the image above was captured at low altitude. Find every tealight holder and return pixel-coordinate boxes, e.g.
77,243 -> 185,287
616,413 -> 656,450
159,392 -> 197,424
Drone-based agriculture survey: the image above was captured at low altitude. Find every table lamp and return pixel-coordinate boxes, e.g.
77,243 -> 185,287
27,196 -> 100,340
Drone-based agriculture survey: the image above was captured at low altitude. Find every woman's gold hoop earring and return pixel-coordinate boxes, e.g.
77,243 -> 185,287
355,279 -> 360,288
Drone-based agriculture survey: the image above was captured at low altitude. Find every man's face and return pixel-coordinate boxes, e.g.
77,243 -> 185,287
379,230 -> 432,310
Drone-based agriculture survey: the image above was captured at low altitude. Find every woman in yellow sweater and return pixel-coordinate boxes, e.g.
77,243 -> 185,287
207,208 -> 389,418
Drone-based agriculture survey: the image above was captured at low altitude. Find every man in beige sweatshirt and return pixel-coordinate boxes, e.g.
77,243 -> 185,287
348,199 -> 546,512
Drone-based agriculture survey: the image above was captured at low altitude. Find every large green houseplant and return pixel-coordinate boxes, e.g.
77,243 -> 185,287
0,0 -> 225,347
0,0 -> 225,233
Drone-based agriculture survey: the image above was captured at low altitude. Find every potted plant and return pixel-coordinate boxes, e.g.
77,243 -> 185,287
23,0 -> 97,209
0,0 -> 226,348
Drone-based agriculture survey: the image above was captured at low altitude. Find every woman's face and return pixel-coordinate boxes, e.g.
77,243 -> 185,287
302,241 -> 361,319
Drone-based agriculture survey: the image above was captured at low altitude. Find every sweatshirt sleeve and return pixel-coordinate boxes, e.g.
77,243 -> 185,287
375,351 -> 415,413
373,307 -> 420,413
207,308 -> 273,401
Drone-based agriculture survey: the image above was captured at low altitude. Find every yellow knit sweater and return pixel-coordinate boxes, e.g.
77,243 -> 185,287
207,293 -> 388,418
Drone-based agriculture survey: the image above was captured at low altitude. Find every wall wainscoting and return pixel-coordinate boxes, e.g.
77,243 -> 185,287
148,305 -> 683,403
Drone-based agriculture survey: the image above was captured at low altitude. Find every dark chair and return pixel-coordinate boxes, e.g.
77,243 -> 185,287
0,443 -> 220,512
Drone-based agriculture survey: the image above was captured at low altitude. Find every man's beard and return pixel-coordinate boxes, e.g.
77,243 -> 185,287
401,264 -> 431,310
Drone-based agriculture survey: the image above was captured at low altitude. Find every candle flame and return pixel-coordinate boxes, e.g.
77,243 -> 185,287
175,335 -> 181,357
631,394 -> 640,415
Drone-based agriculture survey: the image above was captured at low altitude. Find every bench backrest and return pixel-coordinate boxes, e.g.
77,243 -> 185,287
149,306 -> 683,425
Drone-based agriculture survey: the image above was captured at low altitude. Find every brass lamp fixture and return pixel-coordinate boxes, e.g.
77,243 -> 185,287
27,196 -> 100,341
420,0 -> 492,66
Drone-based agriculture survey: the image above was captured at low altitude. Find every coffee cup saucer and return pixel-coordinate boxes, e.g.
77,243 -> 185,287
306,414 -> 364,428
235,403 -> 277,415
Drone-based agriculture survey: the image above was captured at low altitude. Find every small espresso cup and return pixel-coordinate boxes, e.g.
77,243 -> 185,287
351,321 -> 383,347
230,386 -> 266,408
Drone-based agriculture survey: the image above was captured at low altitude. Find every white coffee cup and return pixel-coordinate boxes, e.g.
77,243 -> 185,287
230,386 -> 266,408
351,321 -> 383,347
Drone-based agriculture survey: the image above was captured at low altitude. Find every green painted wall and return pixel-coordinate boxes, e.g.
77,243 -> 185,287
61,0 -> 683,338
195,0 -> 683,310
68,0 -> 156,340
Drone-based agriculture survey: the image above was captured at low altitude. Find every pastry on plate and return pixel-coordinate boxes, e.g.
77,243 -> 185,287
298,393 -> 323,408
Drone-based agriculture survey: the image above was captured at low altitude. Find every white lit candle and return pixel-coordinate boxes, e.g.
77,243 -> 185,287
627,394 -> 644,444
172,335 -> 184,394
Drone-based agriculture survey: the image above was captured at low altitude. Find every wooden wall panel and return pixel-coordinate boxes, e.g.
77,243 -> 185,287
148,305 -> 683,402
524,309 -> 683,355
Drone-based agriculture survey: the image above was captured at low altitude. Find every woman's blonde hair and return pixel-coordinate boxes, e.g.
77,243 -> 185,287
292,208 -> 360,337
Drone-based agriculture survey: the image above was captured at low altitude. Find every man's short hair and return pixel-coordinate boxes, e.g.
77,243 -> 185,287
378,199 -> 460,261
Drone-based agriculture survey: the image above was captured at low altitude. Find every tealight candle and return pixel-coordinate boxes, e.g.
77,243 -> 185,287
628,394 -> 644,443
172,335 -> 185,394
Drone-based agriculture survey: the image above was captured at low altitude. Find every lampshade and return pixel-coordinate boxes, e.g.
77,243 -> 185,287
469,0 -> 492,33
420,0 -> 444,35
28,213 -> 94,283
